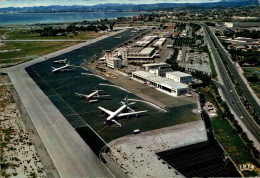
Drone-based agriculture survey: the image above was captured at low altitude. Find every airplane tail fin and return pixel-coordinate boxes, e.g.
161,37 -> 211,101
125,95 -> 129,105
123,95 -> 135,106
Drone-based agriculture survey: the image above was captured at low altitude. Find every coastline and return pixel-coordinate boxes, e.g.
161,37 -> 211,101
0,12 -> 147,26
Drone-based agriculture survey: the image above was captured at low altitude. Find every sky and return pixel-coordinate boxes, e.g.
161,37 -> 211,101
0,0 -> 222,8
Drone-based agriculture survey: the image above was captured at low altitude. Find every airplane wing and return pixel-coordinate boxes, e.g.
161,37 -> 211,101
111,119 -> 122,127
98,106 -> 114,116
117,110 -> 147,117
75,93 -> 87,98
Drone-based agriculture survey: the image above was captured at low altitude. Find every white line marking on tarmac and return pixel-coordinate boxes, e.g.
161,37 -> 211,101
99,83 -> 131,93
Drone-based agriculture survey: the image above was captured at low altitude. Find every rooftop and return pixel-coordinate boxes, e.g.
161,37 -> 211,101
154,38 -> 167,46
143,62 -> 168,67
106,57 -> 121,61
135,36 -> 158,46
167,71 -> 192,77
140,48 -> 155,55
133,71 -> 188,89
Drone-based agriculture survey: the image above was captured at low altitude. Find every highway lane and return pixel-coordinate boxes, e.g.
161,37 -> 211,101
203,25 -> 260,144
207,26 -> 260,116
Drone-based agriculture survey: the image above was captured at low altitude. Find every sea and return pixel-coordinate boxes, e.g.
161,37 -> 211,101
0,12 -> 146,25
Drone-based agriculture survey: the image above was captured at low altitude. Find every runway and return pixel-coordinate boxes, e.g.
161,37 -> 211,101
0,30 -> 127,177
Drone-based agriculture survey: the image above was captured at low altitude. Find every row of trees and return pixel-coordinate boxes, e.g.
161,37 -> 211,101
224,29 -> 260,39
166,48 -> 185,72
247,73 -> 260,83
173,37 -> 195,47
190,23 -> 201,33
205,22 -> 216,27
229,49 -> 260,66
191,70 -> 211,87
30,24 -> 113,37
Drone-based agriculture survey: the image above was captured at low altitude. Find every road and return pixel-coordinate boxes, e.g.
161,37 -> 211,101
0,29 -> 129,177
203,25 -> 260,144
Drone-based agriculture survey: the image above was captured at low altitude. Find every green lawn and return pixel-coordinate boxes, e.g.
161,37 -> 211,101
212,116 -> 260,177
0,41 -> 80,64
0,27 -> 105,65
209,51 -> 217,79
5,29 -> 105,40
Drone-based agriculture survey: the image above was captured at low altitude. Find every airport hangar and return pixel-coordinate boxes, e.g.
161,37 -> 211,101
132,70 -> 190,96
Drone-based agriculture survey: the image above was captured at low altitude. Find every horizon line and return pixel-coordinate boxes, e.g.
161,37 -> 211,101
1,1 -> 226,9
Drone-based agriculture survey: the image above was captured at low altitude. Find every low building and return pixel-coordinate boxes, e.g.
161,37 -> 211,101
166,71 -> 192,84
132,71 -> 189,96
143,62 -> 170,71
106,58 -> 122,69
126,47 -> 156,63
143,62 -> 173,77
153,38 -> 167,47
104,50 -> 122,69
224,22 -> 233,28
135,36 -> 158,47
149,66 -> 173,77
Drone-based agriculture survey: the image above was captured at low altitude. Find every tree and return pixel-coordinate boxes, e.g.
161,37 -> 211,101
110,23 -> 114,31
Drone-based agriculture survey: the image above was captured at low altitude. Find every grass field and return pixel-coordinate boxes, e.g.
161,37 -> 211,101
0,28 -> 104,66
243,67 -> 260,98
0,41 -> 80,65
208,50 -> 217,79
3,28 -> 105,40
212,116 -> 260,177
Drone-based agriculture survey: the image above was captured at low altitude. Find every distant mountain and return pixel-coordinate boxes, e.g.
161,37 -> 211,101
0,0 -> 258,13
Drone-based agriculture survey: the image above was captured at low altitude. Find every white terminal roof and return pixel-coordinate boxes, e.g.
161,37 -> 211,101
106,57 -> 121,61
133,71 -> 188,89
136,36 -> 157,46
143,62 -> 168,67
154,38 -> 166,46
167,71 -> 192,77
139,48 -> 155,55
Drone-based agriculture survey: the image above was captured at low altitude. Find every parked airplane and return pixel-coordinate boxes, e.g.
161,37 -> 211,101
53,58 -> 68,64
98,96 -> 147,127
51,60 -> 75,74
75,90 -> 109,103
114,36 -> 122,39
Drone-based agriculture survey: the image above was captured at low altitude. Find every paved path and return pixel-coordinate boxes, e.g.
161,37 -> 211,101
0,29 -> 128,177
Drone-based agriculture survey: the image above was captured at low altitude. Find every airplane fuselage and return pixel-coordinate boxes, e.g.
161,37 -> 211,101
52,64 -> 69,73
107,105 -> 127,121
86,91 -> 98,100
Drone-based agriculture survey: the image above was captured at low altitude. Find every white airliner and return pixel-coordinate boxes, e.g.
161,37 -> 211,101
53,58 -> 68,64
98,96 -> 147,127
75,90 -> 109,103
51,61 -> 74,74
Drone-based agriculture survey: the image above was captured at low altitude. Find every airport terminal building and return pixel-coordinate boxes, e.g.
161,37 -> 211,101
132,71 -> 189,96
166,71 -> 192,84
